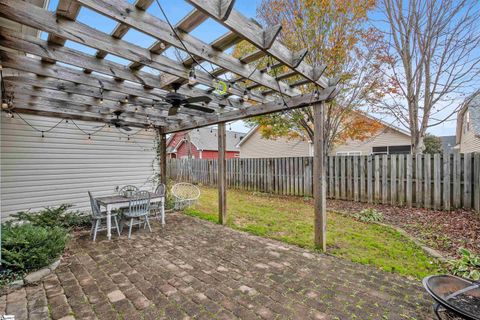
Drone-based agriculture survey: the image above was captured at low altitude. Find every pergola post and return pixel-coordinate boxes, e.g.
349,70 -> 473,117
313,101 -> 327,251
218,123 -> 227,225
158,129 -> 167,185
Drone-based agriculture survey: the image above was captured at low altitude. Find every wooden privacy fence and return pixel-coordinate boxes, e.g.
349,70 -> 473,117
167,153 -> 480,211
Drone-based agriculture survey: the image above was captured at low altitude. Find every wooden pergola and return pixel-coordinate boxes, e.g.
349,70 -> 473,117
0,0 -> 337,250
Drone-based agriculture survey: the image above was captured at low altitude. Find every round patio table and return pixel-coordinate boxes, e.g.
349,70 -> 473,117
423,275 -> 480,320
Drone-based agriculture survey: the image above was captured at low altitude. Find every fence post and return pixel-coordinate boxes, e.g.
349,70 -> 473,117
474,153 -> 480,212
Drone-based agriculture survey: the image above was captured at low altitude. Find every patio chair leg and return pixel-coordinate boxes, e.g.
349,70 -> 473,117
128,218 -> 134,239
90,219 -> 95,236
93,219 -> 100,241
145,215 -> 152,232
114,216 -> 120,237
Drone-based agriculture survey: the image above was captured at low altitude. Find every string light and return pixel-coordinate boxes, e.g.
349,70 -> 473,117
88,134 -> 91,140
6,111 -> 14,119
188,68 -> 197,85
266,62 -> 272,73
314,90 -> 320,100
1,102 -> 8,109
127,135 -> 131,141
229,123 -> 232,131
123,96 -> 129,103
99,97 -> 103,104
243,90 -> 249,101
41,131 -> 45,138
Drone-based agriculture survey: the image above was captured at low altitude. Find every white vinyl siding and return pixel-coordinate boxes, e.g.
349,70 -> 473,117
1,113 -> 158,218
331,128 -> 411,155
239,128 -> 312,158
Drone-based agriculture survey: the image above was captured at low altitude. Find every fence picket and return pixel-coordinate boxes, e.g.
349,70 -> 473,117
166,154 -> 479,212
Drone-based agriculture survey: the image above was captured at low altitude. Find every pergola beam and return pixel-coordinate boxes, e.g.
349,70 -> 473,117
0,31 -> 240,112
3,74 -> 191,120
218,122 -> 227,225
6,82 -> 176,123
0,0 -> 264,103
12,96 -> 155,127
186,0 -> 329,88
164,87 -> 337,133
130,9 -> 208,71
76,0 -> 299,96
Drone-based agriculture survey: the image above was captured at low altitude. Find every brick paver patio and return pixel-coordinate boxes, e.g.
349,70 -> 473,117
1,213 -> 434,319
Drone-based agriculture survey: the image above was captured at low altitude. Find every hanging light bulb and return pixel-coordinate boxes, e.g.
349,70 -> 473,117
6,111 -> 14,118
188,68 -> 197,85
229,123 -> 232,131
88,134 -> 91,140
266,62 -> 272,73
210,128 -> 213,133
314,90 -> 320,100
123,96 -> 129,103
99,97 -> 104,104
243,90 -> 249,101
41,131 -> 45,138
134,106 -> 138,112
127,135 -> 131,141
159,42 -> 166,50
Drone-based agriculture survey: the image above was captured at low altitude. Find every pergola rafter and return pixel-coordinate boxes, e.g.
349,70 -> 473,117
0,0 -> 336,250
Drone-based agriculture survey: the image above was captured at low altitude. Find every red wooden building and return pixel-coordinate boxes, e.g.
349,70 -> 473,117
166,127 -> 244,159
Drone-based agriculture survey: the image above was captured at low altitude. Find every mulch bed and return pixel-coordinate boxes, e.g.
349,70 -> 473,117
326,199 -> 480,259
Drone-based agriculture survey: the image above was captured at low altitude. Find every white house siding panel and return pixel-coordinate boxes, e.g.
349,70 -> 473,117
330,128 -> 411,155
460,128 -> 480,153
239,129 -> 311,158
1,113 -> 158,218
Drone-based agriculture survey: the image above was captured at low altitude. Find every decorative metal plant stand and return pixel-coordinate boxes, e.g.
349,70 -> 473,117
423,275 -> 480,320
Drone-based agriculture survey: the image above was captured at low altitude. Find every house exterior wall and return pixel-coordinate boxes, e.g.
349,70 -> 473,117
201,150 -> 239,159
239,129 -> 311,158
330,128 -> 411,155
1,113 -> 157,218
460,124 -> 480,153
175,140 -> 201,159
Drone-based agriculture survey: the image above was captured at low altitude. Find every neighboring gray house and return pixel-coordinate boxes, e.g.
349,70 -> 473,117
438,136 -> 457,154
455,93 -> 480,153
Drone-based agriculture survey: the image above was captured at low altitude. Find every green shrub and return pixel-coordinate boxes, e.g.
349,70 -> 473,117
1,223 -> 68,273
11,204 -> 90,229
353,208 -> 384,223
449,248 -> 480,281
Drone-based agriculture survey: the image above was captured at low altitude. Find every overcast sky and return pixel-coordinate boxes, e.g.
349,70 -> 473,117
43,0 -> 462,136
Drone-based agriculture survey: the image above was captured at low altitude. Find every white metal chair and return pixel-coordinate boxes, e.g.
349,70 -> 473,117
119,185 -> 139,197
123,191 -> 151,239
171,183 -> 200,210
150,183 -> 166,225
88,191 -> 120,241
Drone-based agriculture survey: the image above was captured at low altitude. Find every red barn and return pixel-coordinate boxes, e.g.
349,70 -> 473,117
166,127 -> 244,159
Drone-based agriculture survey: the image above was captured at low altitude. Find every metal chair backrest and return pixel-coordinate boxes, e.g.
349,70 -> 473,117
155,183 -> 166,196
88,191 -> 103,218
127,191 -> 151,217
119,185 -> 139,197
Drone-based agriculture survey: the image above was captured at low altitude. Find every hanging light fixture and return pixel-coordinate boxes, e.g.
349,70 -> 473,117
188,68 -> 197,85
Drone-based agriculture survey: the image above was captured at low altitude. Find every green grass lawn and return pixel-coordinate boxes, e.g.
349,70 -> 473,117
184,187 -> 442,279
